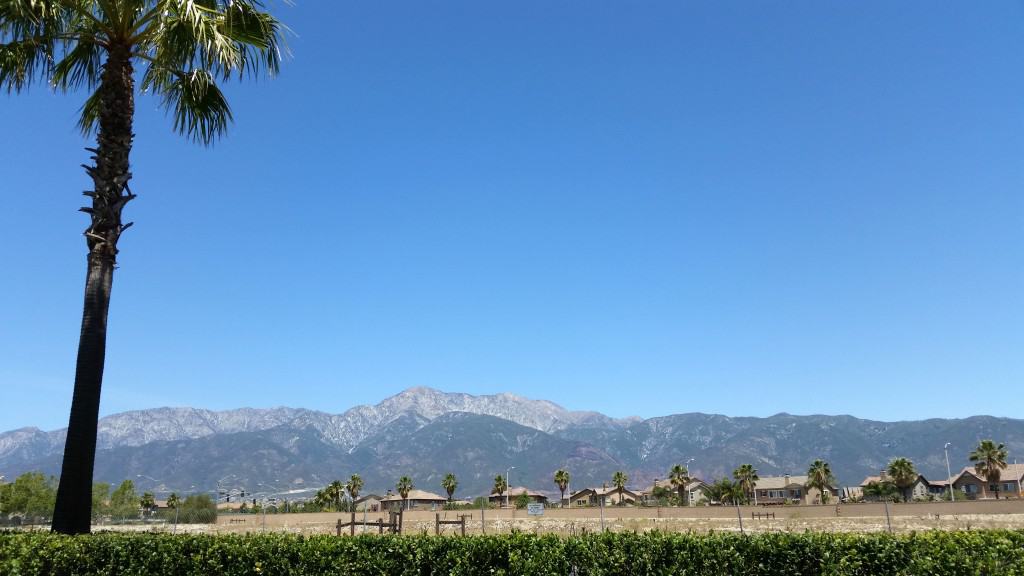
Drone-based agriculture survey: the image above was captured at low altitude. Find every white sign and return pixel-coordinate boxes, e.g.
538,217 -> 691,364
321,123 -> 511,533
527,503 -> 544,516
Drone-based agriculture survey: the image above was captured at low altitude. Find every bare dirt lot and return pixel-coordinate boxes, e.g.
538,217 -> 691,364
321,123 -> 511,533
103,500 -> 1024,536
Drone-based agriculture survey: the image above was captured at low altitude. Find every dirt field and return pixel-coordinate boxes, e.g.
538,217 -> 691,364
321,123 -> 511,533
103,500 -> 1024,535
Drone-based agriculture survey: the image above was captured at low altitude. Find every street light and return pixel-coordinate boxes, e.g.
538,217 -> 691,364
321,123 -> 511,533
686,458 -> 695,507
506,466 -> 515,509
944,443 -> 954,502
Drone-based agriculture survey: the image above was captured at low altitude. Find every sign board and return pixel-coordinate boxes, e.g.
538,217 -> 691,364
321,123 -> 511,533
527,503 -> 544,516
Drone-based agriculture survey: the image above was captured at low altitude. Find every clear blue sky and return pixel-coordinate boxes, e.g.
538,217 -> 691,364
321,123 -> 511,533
2,1 -> 1022,432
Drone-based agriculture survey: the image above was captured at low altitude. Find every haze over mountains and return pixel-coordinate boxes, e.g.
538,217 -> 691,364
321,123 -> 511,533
1,387 -> 1021,498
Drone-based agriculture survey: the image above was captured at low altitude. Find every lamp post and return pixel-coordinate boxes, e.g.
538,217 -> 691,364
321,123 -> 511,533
944,443 -> 954,502
686,458 -> 696,507
506,466 -> 515,509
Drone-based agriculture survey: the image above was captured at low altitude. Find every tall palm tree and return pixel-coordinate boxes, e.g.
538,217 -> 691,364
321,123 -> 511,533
970,440 -> 1008,499
327,480 -> 345,511
887,458 -> 918,502
396,476 -> 413,510
166,493 -> 179,509
553,469 -> 570,507
611,471 -> 628,506
346,474 -> 363,507
806,460 -> 835,504
441,473 -> 458,502
492,474 -> 507,506
1,1 -> 284,535
732,464 -> 759,504
669,464 -> 691,507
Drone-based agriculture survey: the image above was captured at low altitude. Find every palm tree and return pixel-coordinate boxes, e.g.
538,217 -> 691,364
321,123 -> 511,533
887,458 -> 918,502
970,440 -> 1009,499
611,471 -> 629,506
806,460 -> 835,504
327,480 -> 346,511
441,473 -> 458,502
492,474 -> 507,506
669,464 -> 691,507
396,476 -> 413,510
346,474 -> 363,507
1,1 -> 284,535
732,464 -> 759,504
553,469 -> 570,506
166,493 -> 179,509
707,478 -> 742,505
862,480 -> 899,502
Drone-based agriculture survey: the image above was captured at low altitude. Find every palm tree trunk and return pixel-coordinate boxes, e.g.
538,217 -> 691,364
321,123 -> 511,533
52,45 -> 135,536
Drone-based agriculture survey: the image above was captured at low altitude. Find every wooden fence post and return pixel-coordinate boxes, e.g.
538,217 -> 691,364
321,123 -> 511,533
351,511 -> 356,536
460,515 -> 466,536
435,513 -> 440,535
336,518 -> 342,536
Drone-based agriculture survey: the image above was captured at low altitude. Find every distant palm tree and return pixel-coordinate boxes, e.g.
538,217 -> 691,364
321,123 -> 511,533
0,1 -> 285,535
492,474 -> 508,505
612,471 -> 629,506
970,440 -> 1008,499
732,464 -> 759,504
887,458 -> 918,502
166,493 -> 180,509
396,476 -> 413,510
554,469 -> 570,506
707,478 -> 742,505
669,464 -> 691,507
806,460 -> 835,504
346,474 -> 364,507
442,473 -> 458,502
327,480 -> 346,511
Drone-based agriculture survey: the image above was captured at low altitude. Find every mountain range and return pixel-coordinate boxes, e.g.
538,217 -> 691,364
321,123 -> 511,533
2,387 -> 1022,499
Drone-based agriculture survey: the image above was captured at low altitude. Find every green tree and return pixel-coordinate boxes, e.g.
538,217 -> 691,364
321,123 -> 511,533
0,1 -> 285,535
863,480 -> 899,502
970,440 -> 1009,499
178,493 -> 216,523
612,471 -> 629,506
553,469 -> 570,506
91,482 -> 110,520
706,478 -> 742,505
139,491 -> 156,514
887,457 -> 918,502
346,474 -> 363,505
492,474 -> 507,505
732,464 -> 759,504
396,476 -> 413,510
108,479 -> 138,520
0,472 -> 57,520
166,493 -> 180,509
323,480 -> 345,511
441,473 -> 458,502
515,492 -> 530,509
669,464 -> 691,507
806,460 -> 835,504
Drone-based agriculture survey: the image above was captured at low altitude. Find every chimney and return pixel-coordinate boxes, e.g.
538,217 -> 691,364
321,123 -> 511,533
784,474 -> 790,486
880,470 -> 887,481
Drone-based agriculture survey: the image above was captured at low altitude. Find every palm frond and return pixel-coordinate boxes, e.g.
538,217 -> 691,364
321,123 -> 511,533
160,68 -> 232,144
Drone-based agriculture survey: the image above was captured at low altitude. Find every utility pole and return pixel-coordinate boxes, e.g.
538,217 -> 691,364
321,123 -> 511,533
944,443 -> 954,502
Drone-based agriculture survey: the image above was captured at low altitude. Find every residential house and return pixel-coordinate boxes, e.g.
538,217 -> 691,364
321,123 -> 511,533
858,470 -> 931,501
488,487 -> 549,507
568,486 -> 640,507
952,464 -> 1024,500
639,479 -> 709,506
753,475 -> 837,505
353,494 -> 384,512
379,489 -> 449,511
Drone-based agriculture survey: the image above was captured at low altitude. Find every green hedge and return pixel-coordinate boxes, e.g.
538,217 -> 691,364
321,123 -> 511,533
1,530 -> 1023,575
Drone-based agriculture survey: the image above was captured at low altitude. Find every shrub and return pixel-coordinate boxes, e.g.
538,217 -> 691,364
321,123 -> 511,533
0,530 -> 1022,575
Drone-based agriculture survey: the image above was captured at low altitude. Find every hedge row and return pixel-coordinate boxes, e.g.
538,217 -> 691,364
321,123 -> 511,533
2,530 -> 1023,576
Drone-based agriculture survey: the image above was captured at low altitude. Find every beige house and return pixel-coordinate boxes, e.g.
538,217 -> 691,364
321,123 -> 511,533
753,475 -> 837,505
952,464 -> 1024,500
488,487 -> 549,507
353,494 -> 384,512
639,478 -> 708,506
569,486 -> 640,507
379,489 -> 449,510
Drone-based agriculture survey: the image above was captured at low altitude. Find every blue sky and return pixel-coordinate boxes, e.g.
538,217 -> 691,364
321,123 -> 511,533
2,1 -> 1022,432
